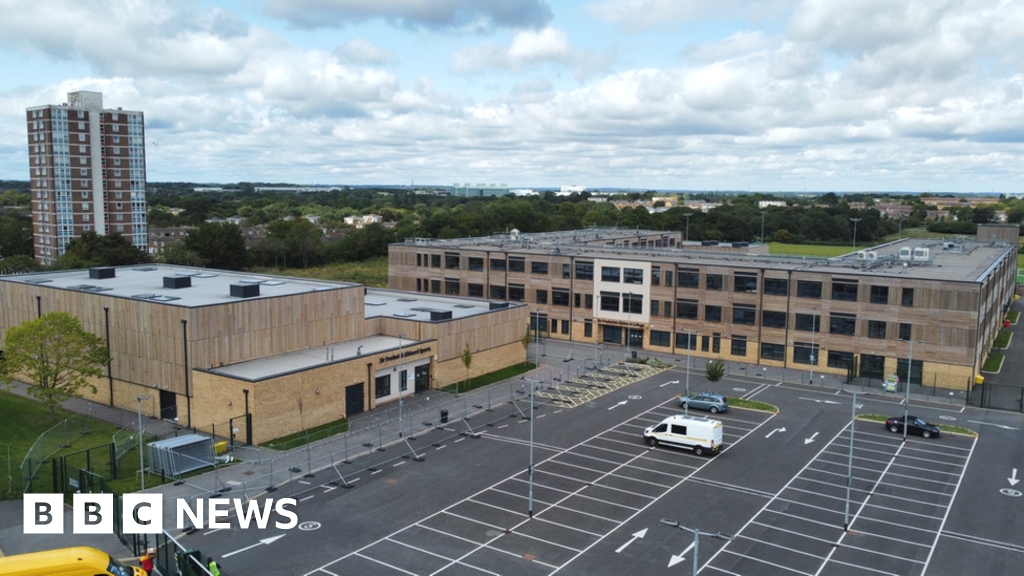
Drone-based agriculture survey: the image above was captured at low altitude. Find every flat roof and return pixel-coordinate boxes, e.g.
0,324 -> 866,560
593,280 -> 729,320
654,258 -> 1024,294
0,264 -> 356,307
396,231 -> 1014,283
363,288 -> 518,322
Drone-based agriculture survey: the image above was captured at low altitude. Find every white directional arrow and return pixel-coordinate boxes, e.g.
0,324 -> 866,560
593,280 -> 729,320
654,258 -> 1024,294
799,397 -> 841,405
1010,469 -> 1019,487
765,427 -> 787,438
668,542 -> 696,568
804,432 -> 819,445
615,528 -> 648,553
968,420 -> 1020,430
608,400 -> 628,410
222,534 -> 285,558
660,380 -> 680,388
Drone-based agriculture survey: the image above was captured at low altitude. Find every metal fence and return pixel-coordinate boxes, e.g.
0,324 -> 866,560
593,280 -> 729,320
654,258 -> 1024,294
967,381 -> 1024,412
19,410 -> 96,494
154,530 -> 216,576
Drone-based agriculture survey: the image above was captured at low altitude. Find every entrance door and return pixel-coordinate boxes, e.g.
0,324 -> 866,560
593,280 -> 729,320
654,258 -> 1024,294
627,328 -> 644,348
415,364 -> 431,392
159,389 -> 178,421
346,383 -> 365,417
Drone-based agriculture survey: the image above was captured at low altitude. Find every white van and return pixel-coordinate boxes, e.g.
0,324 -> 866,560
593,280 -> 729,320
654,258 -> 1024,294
643,414 -> 723,456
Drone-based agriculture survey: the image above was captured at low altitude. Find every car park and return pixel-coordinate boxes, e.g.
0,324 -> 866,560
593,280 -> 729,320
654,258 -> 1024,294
643,414 -> 723,456
885,415 -> 941,438
677,391 -> 728,413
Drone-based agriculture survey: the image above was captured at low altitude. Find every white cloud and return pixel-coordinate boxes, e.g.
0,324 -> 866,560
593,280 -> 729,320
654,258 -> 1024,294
263,0 -> 553,31
450,27 -> 608,80
586,0 -> 794,33
335,39 -> 397,65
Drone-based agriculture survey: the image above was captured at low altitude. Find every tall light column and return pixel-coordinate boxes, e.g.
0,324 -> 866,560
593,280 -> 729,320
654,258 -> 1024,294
684,328 -> 694,416
760,210 -> 767,244
684,213 -> 692,242
137,394 -> 149,491
398,334 -> 404,437
810,307 -> 817,384
903,339 -> 913,442
850,217 -> 862,252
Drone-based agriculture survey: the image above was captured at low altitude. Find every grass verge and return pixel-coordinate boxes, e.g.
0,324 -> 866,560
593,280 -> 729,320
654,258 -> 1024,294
857,414 -> 977,437
983,353 -> 1004,373
260,416 -> 349,451
726,397 -> 778,413
440,362 -> 537,394
1008,309 -> 1020,324
994,329 -> 1012,349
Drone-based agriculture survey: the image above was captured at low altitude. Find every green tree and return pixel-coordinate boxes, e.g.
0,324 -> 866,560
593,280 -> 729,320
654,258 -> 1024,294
183,222 -> 250,270
521,330 -> 532,360
0,255 -> 42,274
0,212 -> 34,258
460,343 -> 473,395
53,231 -> 151,268
158,242 -> 206,266
0,312 -> 111,421
705,358 -> 726,383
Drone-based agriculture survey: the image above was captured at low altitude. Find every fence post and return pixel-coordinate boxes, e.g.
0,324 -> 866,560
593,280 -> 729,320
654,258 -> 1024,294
343,434 -> 351,464
110,443 -> 118,479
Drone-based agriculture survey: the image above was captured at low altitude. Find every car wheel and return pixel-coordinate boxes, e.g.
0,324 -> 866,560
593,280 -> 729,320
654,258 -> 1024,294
646,437 -> 658,447
922,430 -> 932,439
694,445 -> 705,456
709,406 -> 719,414
889,424 -> 899,433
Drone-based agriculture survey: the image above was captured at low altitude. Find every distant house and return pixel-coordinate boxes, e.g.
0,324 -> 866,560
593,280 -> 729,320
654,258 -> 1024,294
148,227 -> 192,255
684,200 -> 722,212
304,214 -> 321,226
758,200 -> 787,209
344,214 -> 384,229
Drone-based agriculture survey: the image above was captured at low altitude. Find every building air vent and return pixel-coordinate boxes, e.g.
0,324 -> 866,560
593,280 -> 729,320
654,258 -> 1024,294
230,283 -> 260,298
89,267 -> 115,279
164,276 -> 192,289
489,302 -> 510,310
430,310 -> 453,321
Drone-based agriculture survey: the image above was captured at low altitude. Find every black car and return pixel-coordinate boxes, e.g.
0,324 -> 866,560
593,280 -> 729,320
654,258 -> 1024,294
885,415 -> 941,438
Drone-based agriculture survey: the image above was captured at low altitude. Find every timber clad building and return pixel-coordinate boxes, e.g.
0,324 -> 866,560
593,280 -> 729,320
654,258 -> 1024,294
0,265 -> 527,444
389,226 -> 1018,390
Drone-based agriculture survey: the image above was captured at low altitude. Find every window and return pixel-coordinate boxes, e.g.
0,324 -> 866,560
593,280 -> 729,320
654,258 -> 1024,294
664,270 -> 673,287
678,269 -> 699,289
603,325 -> 623,344
601,267 -> 621,282
651,301 -> 660,316
552,288 -> 570,307
561,320 -> 569,335
575,261 -> 594,280
663,301 -> 672,317
676,332 -> 697,350
650,330 -> 671,347
899,323 -> 912,340
536,289 -> 548,304
861,354 -> 885,378
430,254 -> 441,268
399,369 -> 408,392
868,320 -> 886,339
705,305 -> 722,323
896,358 -> 923,385
623,293 -> 643,314
732,305 -> 757,325
762,310 -> 787,329
490,258 -> 506,271
828,351 -> 855,369
797,280 -> 822,298
375,374 -> 392,399
651,267 -> 661,286
761,343 -> 785,361
490,285 -> 506,299
764,278 -> 789,296
702,336 -> 710,352
562,263 -> 571,279
795,314 -> 820,332
430,279 -> 441,294
870,285 -> 889,304
416,254 -> 422,267
712,336 -> 720,354
829,313 -> 856,336
445,279 -> 460,295
468,283 -> 484,298
531,261 -> 549,275
600,291 -> 620,312
706,274 -> 724,291
734,273 -> 758,293
731,337 -> 747,357
584,322 -> 593,338
585,294 -> 593,309
676,299 -> 698,319
508,285 -> 525,302
832,282 -> 858,301
623,268 -> 644,284
468,257 -> 484,271
902,288 -> 915,307
509,258 -> 525,273
530,315 -> 548,333
793,344 -> 819,365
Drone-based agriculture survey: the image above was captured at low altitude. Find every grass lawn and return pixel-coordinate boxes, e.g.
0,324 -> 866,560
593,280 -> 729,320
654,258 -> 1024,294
260,417 -> 349,451
440,361 -> 537,394
1,391 -> 166,498
258,256 -> 389,287
1009,310 -> 1020,324
726,398 -> 778,413
768,243 -> 851,257
983,353 -> 1004,373
995,329 -> 1012,349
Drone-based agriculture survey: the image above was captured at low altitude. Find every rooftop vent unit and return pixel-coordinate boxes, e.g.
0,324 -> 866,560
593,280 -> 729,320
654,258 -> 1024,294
164,276 -> 191,289
731,241 -> 749,248
430,310 -> 453,321
230,283 -> 260,298
913,247 -> 930,260
489,302 -> 510,310
857,251 -> 878,261
701,240 -> 719,247
89,267 -> 115,279
898,247 -> 913,260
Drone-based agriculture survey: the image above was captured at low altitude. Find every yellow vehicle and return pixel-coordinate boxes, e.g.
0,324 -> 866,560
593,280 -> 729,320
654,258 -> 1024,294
0,546 -> 145,576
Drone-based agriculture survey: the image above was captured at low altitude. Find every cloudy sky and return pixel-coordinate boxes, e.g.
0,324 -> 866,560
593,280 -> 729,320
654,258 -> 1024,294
1,0 -> 1022,191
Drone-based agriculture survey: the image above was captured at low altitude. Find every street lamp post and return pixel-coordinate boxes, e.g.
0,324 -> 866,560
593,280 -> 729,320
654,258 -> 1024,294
844,391 -> 857,530
398,334 -> 404,437
684,213 -> 692,243
810,307 -> 817,384
626,292 -> 633,366
684,328 -> 694,417
137,394 -> 149,492
660,518 -> 734,576
898,214 -> 906,239
760,210 -> 767,245
850,217 -> 862,252
902,339 -> 913,442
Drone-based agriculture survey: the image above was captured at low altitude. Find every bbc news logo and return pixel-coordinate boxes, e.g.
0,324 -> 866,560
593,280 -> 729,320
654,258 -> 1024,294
24,494 -> 298,535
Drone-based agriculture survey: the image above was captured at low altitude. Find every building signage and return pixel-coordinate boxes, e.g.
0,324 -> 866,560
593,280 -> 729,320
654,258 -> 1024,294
379,346 -> 432,364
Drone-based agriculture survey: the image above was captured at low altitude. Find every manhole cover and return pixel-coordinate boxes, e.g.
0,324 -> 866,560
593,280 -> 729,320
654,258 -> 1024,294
1001,489 -> 1022,497
628,395 -> 642,400
299,521 -> 321,531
